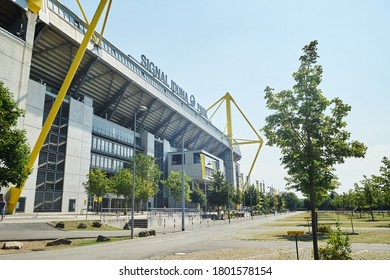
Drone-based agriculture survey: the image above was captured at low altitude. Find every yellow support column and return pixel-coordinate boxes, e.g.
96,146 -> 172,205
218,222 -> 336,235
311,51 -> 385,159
28,0 -> 42,14
207,92 -> 264,190
225,92 -> 233,148
8,0 -> 109,214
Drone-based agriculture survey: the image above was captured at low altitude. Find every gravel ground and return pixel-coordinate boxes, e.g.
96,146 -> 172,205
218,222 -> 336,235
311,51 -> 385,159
154,247 -> 390,260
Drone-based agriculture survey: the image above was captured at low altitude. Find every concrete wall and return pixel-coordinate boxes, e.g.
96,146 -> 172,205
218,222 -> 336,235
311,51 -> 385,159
18,80 -> 46,212
62,97 -> 93,213
142,131 -> 155,157
0,11 -> 37,130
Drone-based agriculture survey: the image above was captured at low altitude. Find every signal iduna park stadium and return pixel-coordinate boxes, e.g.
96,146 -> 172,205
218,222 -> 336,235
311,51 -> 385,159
0,0 -> 262,214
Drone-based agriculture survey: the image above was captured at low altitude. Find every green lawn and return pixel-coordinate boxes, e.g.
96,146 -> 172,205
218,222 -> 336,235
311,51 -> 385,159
253,211 -> 390,244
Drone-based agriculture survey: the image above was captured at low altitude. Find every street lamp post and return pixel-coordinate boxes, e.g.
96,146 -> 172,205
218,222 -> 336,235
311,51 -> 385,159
204,162 -> 212,214
181,136 -> 185,231
131,105 -> 147,239
204,178 -> 207,214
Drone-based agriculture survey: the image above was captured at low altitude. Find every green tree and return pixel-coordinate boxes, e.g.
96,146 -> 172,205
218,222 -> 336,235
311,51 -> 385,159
360,175 -> 381,221
272,195 -> 279,212
83,169 -> 110,197
244,184 -> 264,213
208,170 -> 232,218
190,183 -> 206,210
110,168 -> 132,211
0,81 -> 31,189
281,192 -> 300,211
131,154 -> 161,211
83,169 -> 110,212
262,41 -> 367,259
161,171 -> 192,206
232,187 -> 243,211
352,184 -> 366,218
378,157 -> 390,213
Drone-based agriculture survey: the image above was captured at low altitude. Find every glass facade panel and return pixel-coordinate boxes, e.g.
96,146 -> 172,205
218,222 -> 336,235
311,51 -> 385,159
34,94 -> 68,212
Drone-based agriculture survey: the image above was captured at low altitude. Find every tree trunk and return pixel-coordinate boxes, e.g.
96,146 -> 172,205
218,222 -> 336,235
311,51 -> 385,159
369,206 -> 375,221
309,185 -> 320,260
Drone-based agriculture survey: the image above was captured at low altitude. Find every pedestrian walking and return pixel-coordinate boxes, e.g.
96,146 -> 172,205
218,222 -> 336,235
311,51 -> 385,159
0,197 -> 6,221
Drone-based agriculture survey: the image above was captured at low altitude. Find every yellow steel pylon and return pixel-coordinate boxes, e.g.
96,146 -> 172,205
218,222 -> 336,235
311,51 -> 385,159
208,92 -> 264,190
7,0 -> 110,214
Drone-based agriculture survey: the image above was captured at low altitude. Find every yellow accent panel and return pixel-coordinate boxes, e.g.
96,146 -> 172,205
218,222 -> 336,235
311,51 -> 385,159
28,0 -> 42,14
200,154 -> 205,179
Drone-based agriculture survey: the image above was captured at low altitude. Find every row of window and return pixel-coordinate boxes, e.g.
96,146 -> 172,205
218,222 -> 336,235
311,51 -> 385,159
48,0 -> 88,34
91,154 -> 128,172
93,115 -> 135,145
92,136 -> 133,159
172,153 -> 220,170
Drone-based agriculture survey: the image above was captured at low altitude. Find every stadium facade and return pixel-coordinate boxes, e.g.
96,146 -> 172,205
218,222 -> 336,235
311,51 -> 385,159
0,0 -> 244,213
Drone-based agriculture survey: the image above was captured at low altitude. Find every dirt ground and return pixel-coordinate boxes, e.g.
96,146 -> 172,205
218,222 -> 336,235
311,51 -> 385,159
0,239 -> 89,255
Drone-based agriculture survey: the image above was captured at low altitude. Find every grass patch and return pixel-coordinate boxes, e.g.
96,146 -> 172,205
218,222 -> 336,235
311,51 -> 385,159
0,236 -> 130,255
257,211 -> 390,244
229,229 -> 328,242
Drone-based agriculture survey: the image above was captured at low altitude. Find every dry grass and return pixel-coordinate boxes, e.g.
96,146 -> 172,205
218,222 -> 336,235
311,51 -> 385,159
0,237 -> 129,255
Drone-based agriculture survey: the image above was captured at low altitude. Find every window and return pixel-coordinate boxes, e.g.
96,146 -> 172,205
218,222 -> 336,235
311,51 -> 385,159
92,137 -> 97,149
193,153 -> 201,164
172,154 -> 183,165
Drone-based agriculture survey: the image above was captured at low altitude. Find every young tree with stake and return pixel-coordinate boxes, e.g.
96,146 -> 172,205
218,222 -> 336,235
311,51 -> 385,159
262,41 -> 366,259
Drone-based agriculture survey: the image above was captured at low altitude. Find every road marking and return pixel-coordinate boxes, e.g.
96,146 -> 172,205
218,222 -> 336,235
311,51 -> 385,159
144,236 -> 185,244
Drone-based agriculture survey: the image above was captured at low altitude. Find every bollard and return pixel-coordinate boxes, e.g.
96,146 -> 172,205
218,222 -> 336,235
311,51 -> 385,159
164,218 -> 166,234
174,219 -> 176,232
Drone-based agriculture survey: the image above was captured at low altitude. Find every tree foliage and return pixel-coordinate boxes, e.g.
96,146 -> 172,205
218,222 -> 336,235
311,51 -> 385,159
262,40 -> 366,259
208,170 -> 233,214
110,168 -> 132,205
231,186 -> 243,210
360,175 -> 381,221
0,81 -> 31,188
190,183 -> 206,209
131,154 -> 161,210
83,169 -> 110,198
379,156 -> 390,209
161,171 -> 192,204
319,224 -> 352,260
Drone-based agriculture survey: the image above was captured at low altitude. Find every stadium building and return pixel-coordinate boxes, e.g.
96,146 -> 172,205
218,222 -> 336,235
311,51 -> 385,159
0,0 -> 243,213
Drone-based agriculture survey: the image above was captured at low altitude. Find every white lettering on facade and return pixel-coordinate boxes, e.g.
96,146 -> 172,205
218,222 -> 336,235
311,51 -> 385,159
140,54 -> 208,119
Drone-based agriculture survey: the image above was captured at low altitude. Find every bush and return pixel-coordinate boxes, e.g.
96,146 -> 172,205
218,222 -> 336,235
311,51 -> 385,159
317,224 -> 331,234
319,224 -> 352,260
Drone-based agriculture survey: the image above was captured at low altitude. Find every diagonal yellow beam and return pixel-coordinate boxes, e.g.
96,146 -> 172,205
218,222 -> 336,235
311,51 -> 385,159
97,0 -> 112,47
26,0 -> 109,179
7,0 -> 109,214
9,0 -> 109,214
76,0 -> 98,43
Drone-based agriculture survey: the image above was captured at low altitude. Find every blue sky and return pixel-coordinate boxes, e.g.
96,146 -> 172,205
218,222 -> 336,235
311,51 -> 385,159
63,0 -> 390,197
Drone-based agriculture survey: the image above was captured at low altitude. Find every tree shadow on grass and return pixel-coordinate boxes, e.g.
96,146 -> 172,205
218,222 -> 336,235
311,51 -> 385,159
276,234 -> 328,242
